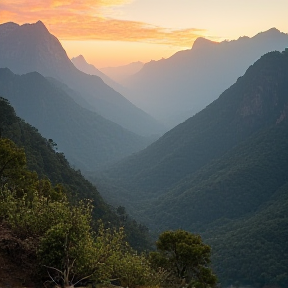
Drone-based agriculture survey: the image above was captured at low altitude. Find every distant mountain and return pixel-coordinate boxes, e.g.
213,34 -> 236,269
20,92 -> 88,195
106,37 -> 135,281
0,21 -> 164,136
71,55 -> 129,98
94,49 -> 288,287
123,28 -> 288,127
100,61 -> 144,84
0,68 -> 150,171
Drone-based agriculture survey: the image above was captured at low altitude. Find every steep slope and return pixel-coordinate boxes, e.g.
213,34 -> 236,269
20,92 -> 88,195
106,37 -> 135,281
98,50 -> 288,210
0,96 -> 113,221
71,54 -> 127,95
206,181 -> 288,287
0,68 -> 150,171
124,28 -> 288,127
71,55 -> 131,99
147,121 -> 288,231
0,97 -> 152,251
0,21 -> 164,136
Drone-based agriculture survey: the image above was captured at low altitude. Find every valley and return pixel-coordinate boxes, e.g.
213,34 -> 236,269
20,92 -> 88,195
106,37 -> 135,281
0,18 -> 288,288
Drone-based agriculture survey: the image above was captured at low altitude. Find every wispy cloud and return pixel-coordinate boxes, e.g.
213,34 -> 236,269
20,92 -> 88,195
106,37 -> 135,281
0,0 -> 206,47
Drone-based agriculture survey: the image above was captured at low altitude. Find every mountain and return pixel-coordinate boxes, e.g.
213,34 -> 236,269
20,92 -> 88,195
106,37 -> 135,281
0,21 -> 164,136
206,180 -> 288,287
123,28 -> 288,127
95,50 -> 288,220
0,96 -> 152,251
71,55 -> 129,98
100,61 -> 144,84
93,49 -> 288,287
0,68 -> 151,171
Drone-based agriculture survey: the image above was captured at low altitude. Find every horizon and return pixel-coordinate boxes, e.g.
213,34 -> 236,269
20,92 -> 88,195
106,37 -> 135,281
1,0 -> 288,68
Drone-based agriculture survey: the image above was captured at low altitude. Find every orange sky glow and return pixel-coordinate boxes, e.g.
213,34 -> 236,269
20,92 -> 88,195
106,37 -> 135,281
1,0 -> 287,67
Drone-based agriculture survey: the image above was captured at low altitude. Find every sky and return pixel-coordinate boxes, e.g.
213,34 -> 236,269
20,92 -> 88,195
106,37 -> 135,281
0,0 -> 288,68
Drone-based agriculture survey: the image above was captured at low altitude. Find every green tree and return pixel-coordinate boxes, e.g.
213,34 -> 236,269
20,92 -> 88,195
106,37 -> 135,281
150,229 -> 217,288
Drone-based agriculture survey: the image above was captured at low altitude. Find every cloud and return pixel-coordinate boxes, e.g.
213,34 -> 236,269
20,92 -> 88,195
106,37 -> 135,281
0,0 -> 206,47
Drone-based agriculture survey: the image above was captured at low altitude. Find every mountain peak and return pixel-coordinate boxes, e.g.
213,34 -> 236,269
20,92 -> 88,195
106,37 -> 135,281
192,37 -> 218,51
71,55 -> 87,64
32,20 -> 49,32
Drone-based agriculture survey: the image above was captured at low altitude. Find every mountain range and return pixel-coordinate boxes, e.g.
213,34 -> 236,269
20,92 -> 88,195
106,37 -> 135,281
71,54 -> 129,100
0,68 -> 150,171
122,28 -> 288,128
0,21 -> 164,136
93,50 -> 288,286
1,18 -> 288,287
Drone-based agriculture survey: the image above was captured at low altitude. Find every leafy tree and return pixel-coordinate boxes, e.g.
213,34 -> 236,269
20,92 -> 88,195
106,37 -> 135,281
150,229 -> 217,288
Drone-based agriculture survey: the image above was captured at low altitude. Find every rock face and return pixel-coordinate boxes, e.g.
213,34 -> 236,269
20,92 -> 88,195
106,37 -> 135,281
0,21 -> 165,136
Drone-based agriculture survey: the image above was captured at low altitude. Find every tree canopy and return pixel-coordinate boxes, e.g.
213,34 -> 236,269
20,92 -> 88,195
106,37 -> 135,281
150,230 -> 217,288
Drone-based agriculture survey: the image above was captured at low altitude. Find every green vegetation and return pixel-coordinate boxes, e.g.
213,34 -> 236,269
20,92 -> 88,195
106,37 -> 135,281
0,136 -> 159,287
0,136 -> 215,287
150,230 -> 217,288
0,96 -> 152,251
95,50 -> 288,287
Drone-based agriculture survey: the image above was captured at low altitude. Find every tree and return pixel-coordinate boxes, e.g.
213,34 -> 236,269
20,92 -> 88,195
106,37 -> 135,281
150,229 -> 217,288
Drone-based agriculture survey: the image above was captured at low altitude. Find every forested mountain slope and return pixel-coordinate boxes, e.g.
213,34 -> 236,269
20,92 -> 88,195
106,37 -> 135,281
146,121 -> 288,231
206,180 -> 288,287
0,97 -> 152,251
98,50 -> 288,212
0,21 -> 164,136
0,68 -> 150,171
94,49 -> 288,288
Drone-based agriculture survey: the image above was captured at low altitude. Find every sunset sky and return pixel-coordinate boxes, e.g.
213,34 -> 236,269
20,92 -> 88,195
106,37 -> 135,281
0,0 -> 287,68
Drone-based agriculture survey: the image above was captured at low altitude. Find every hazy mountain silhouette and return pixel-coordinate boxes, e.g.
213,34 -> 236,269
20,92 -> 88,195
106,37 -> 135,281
0,68 -> 151,171
0,21 -> 164,136
100,61 -> 144,84
71,54 -> 129,98
123,28 -> 288,128
97,50 -> 288,222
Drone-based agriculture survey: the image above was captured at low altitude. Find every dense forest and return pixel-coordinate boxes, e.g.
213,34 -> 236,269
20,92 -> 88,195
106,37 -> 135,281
0,98 -> 217,288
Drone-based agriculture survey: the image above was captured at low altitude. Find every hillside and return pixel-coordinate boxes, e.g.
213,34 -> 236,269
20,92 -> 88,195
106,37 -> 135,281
93,49 -> 288,288
123,28 -> 288,127
0,68 -> 151,171
97,50 -> 288,210
0,97 -> 152,251
0,96 -> 112,220
206,181 -> 288,287
0,21 -> 164,136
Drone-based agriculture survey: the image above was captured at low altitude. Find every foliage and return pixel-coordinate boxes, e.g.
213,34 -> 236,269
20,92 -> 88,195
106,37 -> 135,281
0,136 -> 159,287
0,97 -> 152,251
150,230 -> 217,288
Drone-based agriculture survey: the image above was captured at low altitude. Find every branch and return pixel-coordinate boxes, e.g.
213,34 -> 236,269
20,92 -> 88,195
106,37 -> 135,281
46,269 -> 59,285
43,265 -> 64,276
73,270 -> 98,286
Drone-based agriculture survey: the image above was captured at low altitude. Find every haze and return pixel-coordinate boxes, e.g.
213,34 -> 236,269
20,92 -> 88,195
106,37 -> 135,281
1,0 -> 287,67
